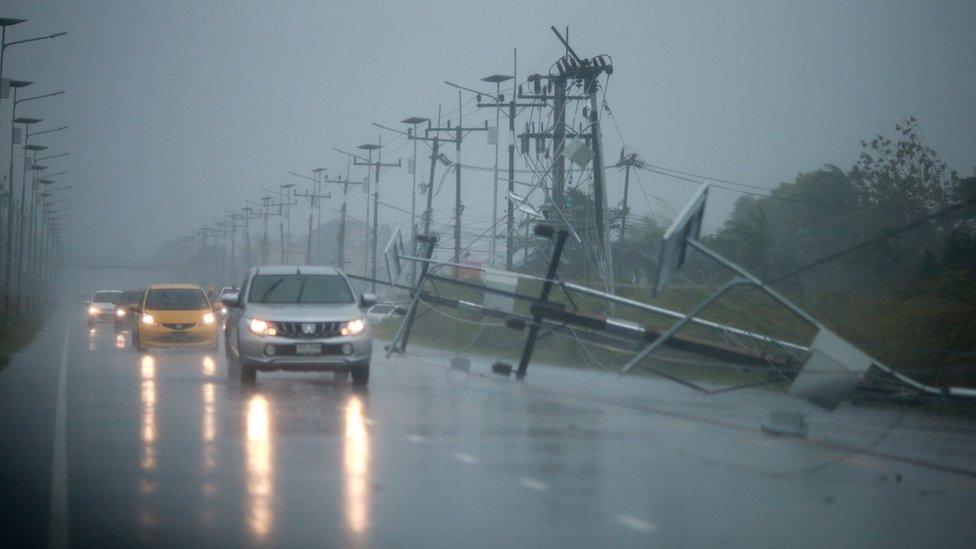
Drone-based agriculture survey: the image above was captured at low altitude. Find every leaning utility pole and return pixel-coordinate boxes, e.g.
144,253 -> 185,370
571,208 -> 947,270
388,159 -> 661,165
426,91 -> 490,271
353,138 -> 401,292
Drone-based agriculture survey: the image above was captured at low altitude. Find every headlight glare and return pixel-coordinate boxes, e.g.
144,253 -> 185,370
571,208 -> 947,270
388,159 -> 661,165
116,308 -> 126,318
340,318 -> 366,336
88,307 -> 98,315
248,318 -> 276,336
203,312 -> 216,324
141,313 -> 155,325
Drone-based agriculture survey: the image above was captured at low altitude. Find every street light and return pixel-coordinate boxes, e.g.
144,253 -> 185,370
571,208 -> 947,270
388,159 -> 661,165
16,145 -> 48,311
3,86 -> 64,314
1,21 -> 65,102
26,150 -> 66,309
481,74 -> 513,268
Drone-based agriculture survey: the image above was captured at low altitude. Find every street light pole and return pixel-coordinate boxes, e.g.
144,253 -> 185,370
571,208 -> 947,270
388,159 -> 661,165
17,147 -> 45,313
3,81 -> 34,314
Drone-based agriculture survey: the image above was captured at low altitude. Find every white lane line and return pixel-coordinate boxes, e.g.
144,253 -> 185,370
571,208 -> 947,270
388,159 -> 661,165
453,452 -> 478,464
613,514 -> 657,533
519,477 -> 549,492
48,326 -> 70,548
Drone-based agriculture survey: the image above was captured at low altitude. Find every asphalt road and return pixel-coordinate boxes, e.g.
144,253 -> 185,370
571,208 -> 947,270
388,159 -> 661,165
2,304 -> 976,548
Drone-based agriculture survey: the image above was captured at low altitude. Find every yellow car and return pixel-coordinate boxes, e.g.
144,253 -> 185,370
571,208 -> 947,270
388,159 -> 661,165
133,284 -> 219,351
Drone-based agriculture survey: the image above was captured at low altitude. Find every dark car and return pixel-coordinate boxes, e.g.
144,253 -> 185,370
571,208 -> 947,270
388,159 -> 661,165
114,289 -> 146,331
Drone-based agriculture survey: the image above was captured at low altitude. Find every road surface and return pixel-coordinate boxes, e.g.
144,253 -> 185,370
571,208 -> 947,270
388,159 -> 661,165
1,305 -> 975,547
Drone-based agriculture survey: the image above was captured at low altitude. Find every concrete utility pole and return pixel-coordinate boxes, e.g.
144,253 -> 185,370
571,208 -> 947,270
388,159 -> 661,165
548,26 -> 616,295
404,111 -> 444,240
238,205 -> 262,269
613,149 -> 644,242
294,187 -> 329,265
251,195 -> 279,266
262,184 -> 296,264
373,117 -> 430,283
317,175 -> 364,271
352,138 -> 401,292
449,72 -> 516,269
426,91 -> 490,272
311,167 -> 326,261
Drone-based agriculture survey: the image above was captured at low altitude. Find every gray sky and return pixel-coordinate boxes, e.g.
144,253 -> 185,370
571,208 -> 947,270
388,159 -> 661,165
4,0 -> 975,260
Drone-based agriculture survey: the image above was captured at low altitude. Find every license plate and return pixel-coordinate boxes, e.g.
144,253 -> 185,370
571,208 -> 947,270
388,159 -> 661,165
295,343 -> 322,355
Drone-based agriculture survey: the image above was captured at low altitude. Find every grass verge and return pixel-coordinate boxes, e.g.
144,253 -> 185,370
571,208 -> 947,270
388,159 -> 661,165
0,313 -> 50,370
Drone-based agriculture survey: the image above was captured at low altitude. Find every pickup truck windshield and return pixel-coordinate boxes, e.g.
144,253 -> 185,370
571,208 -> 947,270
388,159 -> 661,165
248,274 -> 354,304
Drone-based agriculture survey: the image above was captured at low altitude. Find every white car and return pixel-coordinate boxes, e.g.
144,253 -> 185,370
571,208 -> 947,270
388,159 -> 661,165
365,302 -> 404,325
86,290 -> 123,325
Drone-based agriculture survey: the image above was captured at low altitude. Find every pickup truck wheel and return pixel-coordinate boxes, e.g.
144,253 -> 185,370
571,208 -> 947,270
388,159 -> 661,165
351,364 -> 369,386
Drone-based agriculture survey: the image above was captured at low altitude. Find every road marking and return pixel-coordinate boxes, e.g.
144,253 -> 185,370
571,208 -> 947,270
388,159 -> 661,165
613,514 -> 656,533
48,326 -> 70,548
407,434 -> 426,443
453,452 -> 478,464
519,477 -> 549,492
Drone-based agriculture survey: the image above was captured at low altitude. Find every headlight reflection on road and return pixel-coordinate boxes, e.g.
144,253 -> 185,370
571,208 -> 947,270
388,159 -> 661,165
141,356 -> 157,469
139,354 -> 158,541
116,333 -> 126,349
89,328 -> 97,350
246,394 -> 274,541
202,356 -> 216,377
344,395 -> 371,538
201,381 -> 218,525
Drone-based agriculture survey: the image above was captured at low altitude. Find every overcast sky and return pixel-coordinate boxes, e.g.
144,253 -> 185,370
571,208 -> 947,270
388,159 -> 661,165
3,0 -> 975,261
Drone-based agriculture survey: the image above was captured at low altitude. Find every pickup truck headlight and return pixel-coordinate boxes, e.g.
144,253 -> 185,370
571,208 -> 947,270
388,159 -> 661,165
88,307 -> 98,315
248,318 -> 277,336
340,318 -> 366,336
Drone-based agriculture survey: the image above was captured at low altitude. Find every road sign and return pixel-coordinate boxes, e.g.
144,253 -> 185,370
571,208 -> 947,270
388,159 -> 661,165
383,227 -> 404,285
654,185 -> 709,296
789,328 -> 874,410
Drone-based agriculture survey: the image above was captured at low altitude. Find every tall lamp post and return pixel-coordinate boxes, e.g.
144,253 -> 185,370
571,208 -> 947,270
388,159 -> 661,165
480,74 -> 514,268
3,87 -> 63,314
1,21 -> 65,97
25,152 -> 66,310
17,147 -> 47,313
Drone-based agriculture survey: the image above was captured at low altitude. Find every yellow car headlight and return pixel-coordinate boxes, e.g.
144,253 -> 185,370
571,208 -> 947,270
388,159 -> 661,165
248,318 -> 277,336
340,318 -> 366,336
203,312 -> 216,325
141,313 -> 155,325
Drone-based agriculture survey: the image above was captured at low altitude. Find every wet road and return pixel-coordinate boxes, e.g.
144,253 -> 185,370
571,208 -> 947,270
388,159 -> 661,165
2,307 -> 976,547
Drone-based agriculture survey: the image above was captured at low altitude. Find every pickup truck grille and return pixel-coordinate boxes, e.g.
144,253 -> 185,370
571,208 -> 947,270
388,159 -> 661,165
272,321 -> 342,338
